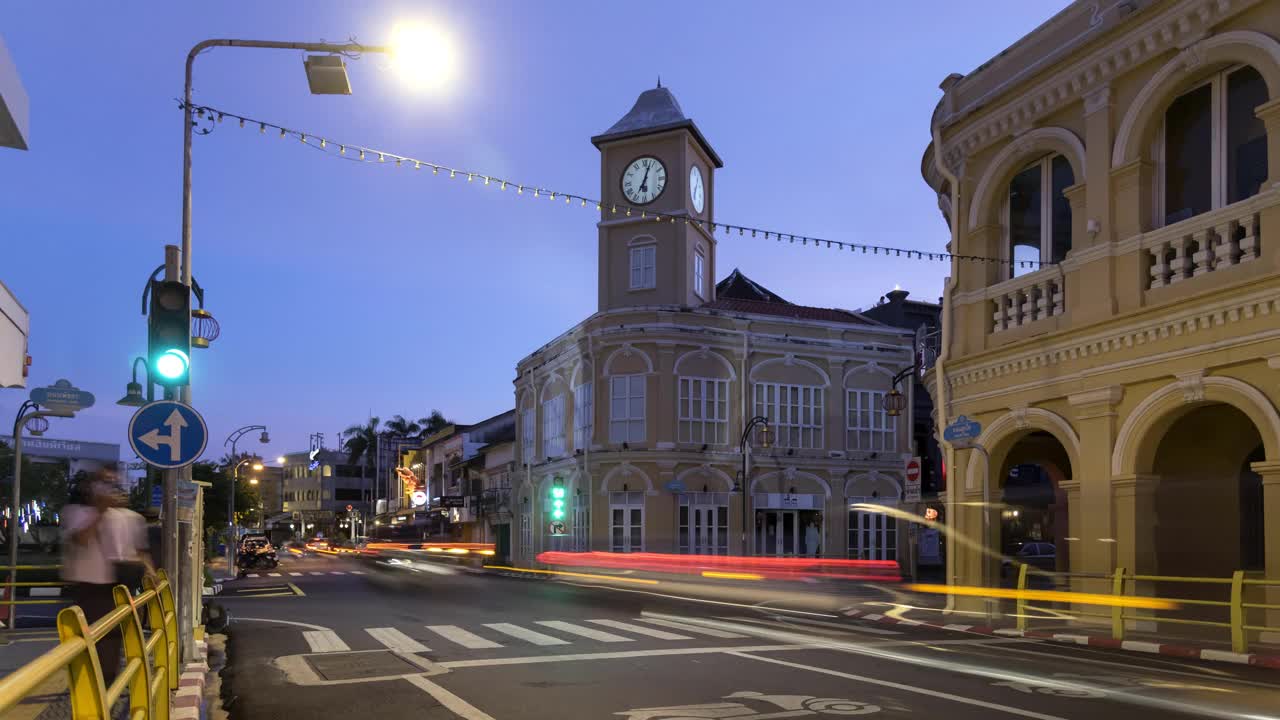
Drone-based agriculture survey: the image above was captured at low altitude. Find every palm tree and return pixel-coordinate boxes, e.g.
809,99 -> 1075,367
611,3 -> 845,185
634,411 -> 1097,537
416,410 -> 450,439
342,417 -> 381,467
385,415 -> 422,438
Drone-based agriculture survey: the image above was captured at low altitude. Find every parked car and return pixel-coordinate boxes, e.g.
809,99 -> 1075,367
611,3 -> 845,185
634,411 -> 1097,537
1002,542 -> 1057,573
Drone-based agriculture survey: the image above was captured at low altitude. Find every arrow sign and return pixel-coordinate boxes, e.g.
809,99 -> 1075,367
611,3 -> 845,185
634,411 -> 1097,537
128,401 -> 207,469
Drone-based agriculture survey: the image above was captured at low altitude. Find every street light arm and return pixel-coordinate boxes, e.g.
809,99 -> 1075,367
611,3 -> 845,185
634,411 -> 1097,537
738,415 -> 769,449
224,424 -> 269,448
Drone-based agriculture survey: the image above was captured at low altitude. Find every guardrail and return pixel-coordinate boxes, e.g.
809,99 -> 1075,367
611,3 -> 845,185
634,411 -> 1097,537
0,570 -> 179,719
2,563 -> 69,631
1012,564 -> 1280,654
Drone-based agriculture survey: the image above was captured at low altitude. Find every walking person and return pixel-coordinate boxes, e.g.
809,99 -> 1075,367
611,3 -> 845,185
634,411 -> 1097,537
61,469 -> 154,687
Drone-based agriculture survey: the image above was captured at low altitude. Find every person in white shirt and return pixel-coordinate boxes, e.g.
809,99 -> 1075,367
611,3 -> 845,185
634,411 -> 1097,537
61,468 -> 154,686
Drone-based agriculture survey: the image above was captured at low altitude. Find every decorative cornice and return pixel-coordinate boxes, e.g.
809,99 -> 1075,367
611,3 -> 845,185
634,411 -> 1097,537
938,0 -> 1253,169
1009,404 -> 1030,430
1268,354 -> 1280,370
948,286 -> 1280,390
1068,386 -> 1124,419
1083,84 -> 1112,116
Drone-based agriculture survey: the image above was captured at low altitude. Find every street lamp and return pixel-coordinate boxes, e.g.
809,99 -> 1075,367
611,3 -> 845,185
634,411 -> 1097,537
737,416 -> 771,556
116,357 -> 150,408
224,425 -> 269,569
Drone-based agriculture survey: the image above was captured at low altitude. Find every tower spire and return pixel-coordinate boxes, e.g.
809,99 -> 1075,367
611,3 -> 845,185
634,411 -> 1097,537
657,75 -> 662,88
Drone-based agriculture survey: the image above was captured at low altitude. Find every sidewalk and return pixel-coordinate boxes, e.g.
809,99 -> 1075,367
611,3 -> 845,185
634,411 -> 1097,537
841,587 -> 1280,669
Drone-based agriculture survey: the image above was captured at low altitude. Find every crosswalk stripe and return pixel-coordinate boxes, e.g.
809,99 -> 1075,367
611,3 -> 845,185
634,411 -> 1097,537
302,630 -> 350,653
635,617 -> 747,639
366,627 -> 429,653
309,572 -> 325,576
586,619 -> 692,640
426,625 -> 503,649
483,623 -> 569,646
351,571 -> 365,575
329,571 -> 345,575
246,573 -> 259,578
267,572 -> 281,577
288,572 -> 303,577
535,620 -> 632,643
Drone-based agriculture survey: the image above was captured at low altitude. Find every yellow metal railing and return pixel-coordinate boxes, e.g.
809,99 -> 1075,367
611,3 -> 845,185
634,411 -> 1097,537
1012,564 -> 1280,654
2,564 -> 69,604
0,570 -> 179,719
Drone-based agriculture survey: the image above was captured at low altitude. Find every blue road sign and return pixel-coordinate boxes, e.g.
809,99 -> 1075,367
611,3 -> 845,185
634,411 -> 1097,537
30,379 -> 94,413
150,485 -> 163,508
128,401 -> 208,469
665,479 -> 685,493
943,415 -> 982,445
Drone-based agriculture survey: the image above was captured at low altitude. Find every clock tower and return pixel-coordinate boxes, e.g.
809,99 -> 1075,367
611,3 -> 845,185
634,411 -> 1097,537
591,84 -> 723,312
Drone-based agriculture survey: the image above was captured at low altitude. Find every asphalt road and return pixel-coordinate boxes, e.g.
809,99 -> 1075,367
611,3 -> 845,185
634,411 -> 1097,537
216,553 -> 1280,720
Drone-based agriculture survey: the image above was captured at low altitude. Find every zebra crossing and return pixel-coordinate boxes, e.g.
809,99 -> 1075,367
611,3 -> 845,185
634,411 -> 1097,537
242,570 -> 366,578
301,616 -> 756,654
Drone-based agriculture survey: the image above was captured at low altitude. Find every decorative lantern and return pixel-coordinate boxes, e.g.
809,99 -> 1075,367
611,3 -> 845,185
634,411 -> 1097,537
883,389 -> 908,417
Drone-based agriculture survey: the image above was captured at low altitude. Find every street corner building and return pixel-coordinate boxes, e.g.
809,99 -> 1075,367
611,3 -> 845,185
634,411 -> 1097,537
920,0 -> 1280,632
511,84 -> 918,566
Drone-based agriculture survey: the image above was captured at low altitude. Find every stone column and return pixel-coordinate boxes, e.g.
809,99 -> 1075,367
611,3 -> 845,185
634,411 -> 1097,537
655,343 -> 676,449
1251,460 -> 1280,643
1111,473 -> 1159,630
1256,98 -> 1280,189
1067,387 -> 1123,595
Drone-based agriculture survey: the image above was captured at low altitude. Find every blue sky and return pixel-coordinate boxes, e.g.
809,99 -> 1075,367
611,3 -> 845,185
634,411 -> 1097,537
1,1 -> 1062,463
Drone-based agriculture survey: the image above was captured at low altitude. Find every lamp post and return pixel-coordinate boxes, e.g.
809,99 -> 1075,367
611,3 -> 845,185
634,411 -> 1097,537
224,426 -> 268,570
737,416 -> 771,557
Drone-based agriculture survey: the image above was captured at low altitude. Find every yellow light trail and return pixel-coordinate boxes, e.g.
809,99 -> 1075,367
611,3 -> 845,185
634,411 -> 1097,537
483,565 -> 659,585
700,571 -> 764,581
902,583 -> 1178,610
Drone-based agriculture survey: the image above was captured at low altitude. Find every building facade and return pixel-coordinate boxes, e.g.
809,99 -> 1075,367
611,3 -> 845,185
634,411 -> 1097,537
920,0 -> 1280,632
512,86 -> 916,567
280,449 -> 371,539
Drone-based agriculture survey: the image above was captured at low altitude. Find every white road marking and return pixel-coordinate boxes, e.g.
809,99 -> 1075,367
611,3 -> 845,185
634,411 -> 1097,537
730,652 -> 1068,720
329,571 -> 345,575
288,572 -> 303,577
246,573 -> 259,578
535,620 -> 632,643
751,615 -> 902,636
943,624 -> 974,631
439,644 -> 810,669
267,572 -> 281,577
302,630 -> 350,653
635,617 -> 747,638
559,581 -> 839,618
350,571 -> 365,575
425,625 -> 503,649
586,619 -> 691,640
366,627 -> 429,653
483,623 -> 569,646
233,617 -> 334,632
975,643 -> 1280,690
309,572 -> 325,576
404,674 -> 495,720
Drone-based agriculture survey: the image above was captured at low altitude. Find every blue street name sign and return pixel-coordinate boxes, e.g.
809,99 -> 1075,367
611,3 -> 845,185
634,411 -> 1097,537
128,401 -> 208,469
943,415 -> 982,446
30,379 -> 94,413
665,479 -> 685,493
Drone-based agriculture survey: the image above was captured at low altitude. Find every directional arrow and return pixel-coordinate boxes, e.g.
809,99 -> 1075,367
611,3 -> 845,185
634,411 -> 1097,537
139,409 -> 188,462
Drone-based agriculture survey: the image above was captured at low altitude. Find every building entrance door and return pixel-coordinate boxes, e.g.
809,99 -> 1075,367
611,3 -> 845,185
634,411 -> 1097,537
756,510 -> 799,556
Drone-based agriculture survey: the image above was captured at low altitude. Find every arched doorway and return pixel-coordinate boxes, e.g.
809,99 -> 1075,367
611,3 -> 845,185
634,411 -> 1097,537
998,430 -> 1073,585
1148,404 -> 1264,578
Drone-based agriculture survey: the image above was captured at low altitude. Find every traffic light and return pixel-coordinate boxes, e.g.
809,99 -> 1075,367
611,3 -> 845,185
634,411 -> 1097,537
148,280 -> 191,387
549,484 -> 566,521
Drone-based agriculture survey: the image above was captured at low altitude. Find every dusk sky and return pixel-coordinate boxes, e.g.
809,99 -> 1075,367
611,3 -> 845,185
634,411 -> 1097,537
2,1 -> 1060,464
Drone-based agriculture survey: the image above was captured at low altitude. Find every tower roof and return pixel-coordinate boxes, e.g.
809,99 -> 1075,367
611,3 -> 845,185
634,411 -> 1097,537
591,85 -> 723,168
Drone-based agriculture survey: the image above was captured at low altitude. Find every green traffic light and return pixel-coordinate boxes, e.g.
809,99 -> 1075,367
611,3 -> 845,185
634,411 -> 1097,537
155,349 -> 190,380
552,509 -> 565,520
551,487 -> 565,500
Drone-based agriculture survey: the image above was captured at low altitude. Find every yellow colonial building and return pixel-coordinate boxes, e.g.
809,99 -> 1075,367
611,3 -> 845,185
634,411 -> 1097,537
512,85 -> 917,566
921,0 -> 1280,634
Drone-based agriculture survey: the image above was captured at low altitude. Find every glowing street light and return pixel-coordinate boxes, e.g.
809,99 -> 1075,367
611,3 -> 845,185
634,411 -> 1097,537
390,21 -> 456,92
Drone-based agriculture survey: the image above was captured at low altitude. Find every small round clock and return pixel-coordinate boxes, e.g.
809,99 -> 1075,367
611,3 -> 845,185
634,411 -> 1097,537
622,156 -> 666,205
689,165 -> 705,214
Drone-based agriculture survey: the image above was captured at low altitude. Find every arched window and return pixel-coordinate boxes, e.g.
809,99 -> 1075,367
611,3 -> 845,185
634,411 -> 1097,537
1005,154 -> 1074,278
1159,65 -> 1268,226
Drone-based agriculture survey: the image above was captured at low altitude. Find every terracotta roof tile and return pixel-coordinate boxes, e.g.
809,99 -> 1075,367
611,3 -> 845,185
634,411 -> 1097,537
701,297 -> 875,325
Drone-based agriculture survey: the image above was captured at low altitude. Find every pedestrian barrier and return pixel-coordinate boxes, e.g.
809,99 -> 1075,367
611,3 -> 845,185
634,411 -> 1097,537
1,564 -> 69,628
1012,563 -> 1280,653
0,569 -> 179,720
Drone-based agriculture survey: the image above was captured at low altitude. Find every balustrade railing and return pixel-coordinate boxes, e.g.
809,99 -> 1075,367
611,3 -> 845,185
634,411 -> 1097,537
1147,206 -> 1262,288
991,274 -> 1064,333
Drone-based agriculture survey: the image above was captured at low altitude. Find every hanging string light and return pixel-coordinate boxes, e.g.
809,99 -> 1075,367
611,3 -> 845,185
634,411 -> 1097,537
181,101 -> 1053,270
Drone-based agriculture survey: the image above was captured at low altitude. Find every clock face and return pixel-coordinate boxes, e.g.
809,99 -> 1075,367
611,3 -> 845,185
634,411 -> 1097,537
621,156 -> 667,205
689,165 -> 705,214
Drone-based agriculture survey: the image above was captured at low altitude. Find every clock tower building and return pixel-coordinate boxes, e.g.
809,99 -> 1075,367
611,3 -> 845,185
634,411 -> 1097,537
591,84 -> 723,312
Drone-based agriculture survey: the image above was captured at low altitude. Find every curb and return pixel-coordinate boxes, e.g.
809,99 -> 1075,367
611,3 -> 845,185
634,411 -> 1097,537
170,639 -> 210,720
839,609 -> 1280,670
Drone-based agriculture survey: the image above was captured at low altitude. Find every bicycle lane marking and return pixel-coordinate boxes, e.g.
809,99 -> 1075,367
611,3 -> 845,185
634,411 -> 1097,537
727,652 -> 1067,720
